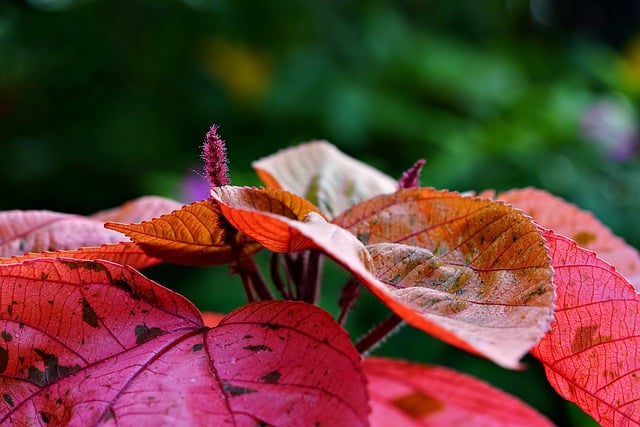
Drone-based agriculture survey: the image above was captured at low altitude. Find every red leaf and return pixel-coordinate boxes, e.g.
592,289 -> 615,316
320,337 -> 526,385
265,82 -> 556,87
532,230 -> 640,426
253,140 -> 398,217
0,242 -> 160,269
106,200 -> 262,266
0,210 -> 123,257
0,259 -> 368,426
212,186 -> 554,368
91,195 -> 183,223
495,188 -> 640,290
364,357 -> 554,427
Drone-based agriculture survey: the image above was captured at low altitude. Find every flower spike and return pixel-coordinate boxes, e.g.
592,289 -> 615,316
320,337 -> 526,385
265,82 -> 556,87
201,124 -> 230,188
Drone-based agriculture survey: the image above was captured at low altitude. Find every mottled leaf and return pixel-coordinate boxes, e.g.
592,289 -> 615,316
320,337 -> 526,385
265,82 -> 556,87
91,195 -> 183,223
364,357 -> 554,426
334,188 -> 555,368
212,186 -> 554,368
532,230 -> 640,426
0,210 -> 124,257
0,259 -> 369,426
494,188 -> 640,290
0,242 -> 159,269
106,200 -> 261,266
252,140 -> 397,218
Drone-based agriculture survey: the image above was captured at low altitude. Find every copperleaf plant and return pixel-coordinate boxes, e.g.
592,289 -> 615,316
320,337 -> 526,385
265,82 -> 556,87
0,124 -> 638,426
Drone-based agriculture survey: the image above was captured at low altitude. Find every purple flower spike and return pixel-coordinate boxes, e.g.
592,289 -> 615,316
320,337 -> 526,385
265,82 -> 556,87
201,124 -> 230,188
398,159 -> 426,189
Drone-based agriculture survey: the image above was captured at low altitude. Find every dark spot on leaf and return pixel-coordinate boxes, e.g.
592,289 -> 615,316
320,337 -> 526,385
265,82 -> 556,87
222,381 -> 257,397
261,370 -> 281,384
102,408 -> 115,422
60,259 -> 107,274
18,239 -> 27,252
40,272 -> 48,280
571,324 -> 612,353
256,422 -> 268,427
0,347 -> 8,373
263,324 -> 283,331
1,332 -> 11,342
27,349 -> 81,386
40,411 -> 51,424
2,393 -> 13,407
112,278 -> 136,297
243,335 -> 253,339
80,299 -> 100,329
56,398 -> 62,405
243,345 -> 272,353
47,300 -> 53,305
135,324 -> 163,345
392,391 -> 444,418
573,231 -> 597,247
192,344 -> 204,352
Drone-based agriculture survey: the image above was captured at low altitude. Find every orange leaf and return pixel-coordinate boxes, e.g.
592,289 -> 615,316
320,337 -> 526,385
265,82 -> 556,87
210,186 -> 326,253
364,357 -> 554,426
494,188 -> 640,290
333,188 -> 555,368
106,200 -> 262,266
91,195 -> 183,223
252,140 -> 398,218
0,242 -> 160,269
213,186 -> 554,368
532,230 -> 640,426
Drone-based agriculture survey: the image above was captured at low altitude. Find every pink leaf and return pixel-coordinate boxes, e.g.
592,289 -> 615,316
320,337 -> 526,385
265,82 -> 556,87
365,357 -> 554,427
532,230 -> 640,426
494,188 -> 640,290
0,210 -> 124,257
0,259 -> 368,426
90,195 -> 183,223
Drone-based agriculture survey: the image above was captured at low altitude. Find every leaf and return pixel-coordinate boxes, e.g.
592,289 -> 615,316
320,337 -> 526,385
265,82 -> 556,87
0,259 -> 369,426
210,186 -> 327,253
212,186 -> 554,368
364,357 -> 554,427
0,242 -> 160,269
532,230 -> 640,427
334,188 -> 555,368
494,188 -> 640,290
106,200 -> 262,266
0,210 -> 124,257
91,195 -> 184,223
252,140 -> 398,218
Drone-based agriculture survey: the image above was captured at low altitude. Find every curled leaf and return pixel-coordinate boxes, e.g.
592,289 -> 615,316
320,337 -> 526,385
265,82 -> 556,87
532,230 -> 640,426
212,186 -> 554,368
252,140 -> 397,218
0,259 -> 369,426
106,200 -> 261,266
364,357 -> 554,427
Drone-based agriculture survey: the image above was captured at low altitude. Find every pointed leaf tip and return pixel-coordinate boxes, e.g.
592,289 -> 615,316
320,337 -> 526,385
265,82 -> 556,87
106,200 -> 261,266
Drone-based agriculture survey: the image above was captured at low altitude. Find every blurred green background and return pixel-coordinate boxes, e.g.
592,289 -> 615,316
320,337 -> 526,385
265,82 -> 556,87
2,0 -> 639,425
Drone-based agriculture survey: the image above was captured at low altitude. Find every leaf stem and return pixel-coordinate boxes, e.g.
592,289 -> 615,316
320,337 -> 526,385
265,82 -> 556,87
235,257 -> 273,301
298,250 -> 323,304
355,313 -> 404,355
270,252 -> 292,299
337,277 -> 360,326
